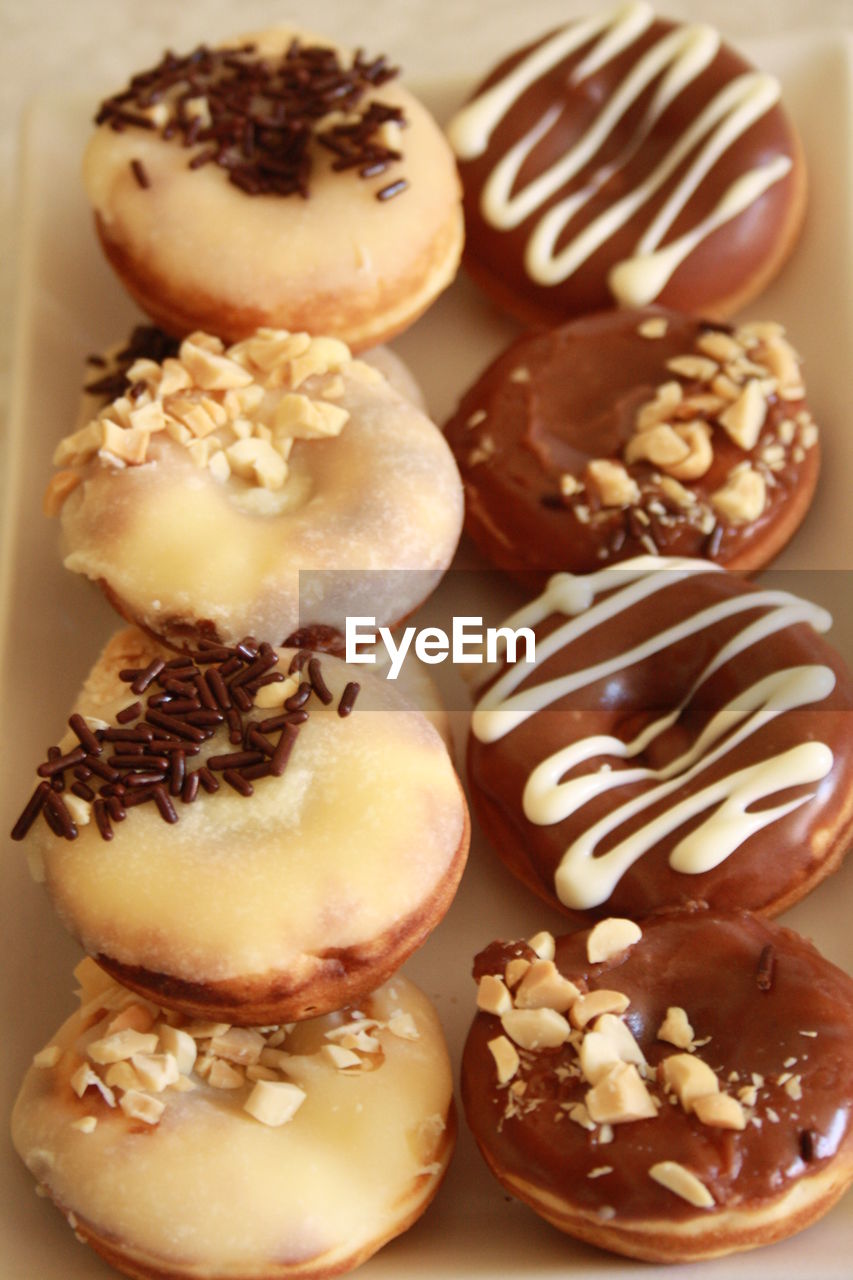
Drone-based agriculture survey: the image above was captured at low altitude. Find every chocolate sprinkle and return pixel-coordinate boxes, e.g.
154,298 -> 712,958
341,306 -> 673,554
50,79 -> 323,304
338,682 -> 360,717
11,640 -> 348,842
95,40 -> 408,201
130,157 -> 150,188
756,944 -> 775,992
800,1128 -> 816,1162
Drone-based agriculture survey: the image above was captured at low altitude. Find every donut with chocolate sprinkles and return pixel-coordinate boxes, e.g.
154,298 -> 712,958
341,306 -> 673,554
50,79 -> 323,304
16,628 -> 469,1024
83,26 -> 463,348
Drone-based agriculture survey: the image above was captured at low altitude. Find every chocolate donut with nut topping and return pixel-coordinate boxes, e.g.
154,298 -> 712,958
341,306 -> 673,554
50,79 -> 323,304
462,910 -> 853,1262
443,308 -> 819,578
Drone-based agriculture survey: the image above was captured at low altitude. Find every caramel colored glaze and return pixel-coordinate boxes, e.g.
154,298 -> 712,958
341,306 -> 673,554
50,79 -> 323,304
444,309 -> 819,578
455,18 -> 804,325
468,570 -> 853,923
462,911 -> 853,1233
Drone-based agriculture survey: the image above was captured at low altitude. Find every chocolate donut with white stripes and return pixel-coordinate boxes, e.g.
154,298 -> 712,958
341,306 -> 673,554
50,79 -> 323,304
468,558 -> 853,923
448,2 -> 805,324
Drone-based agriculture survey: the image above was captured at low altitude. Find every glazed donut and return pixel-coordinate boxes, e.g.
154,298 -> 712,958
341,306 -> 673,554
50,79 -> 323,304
461,910 -> 853,1263
13,628 -> 469,1023
468,557 -> 853,923
46,327 -> 463,649
13,960 -> 454,1280
83,28 -> 463,349
447,1 -> 805,325
444,308 -> 819,577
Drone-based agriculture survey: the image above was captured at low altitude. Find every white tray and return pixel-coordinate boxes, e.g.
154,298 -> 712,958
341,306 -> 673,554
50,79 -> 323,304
2,33 -> 853,1280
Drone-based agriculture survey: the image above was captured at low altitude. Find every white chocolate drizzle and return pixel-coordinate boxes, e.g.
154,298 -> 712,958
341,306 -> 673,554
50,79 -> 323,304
472,558 -> 835,910
447,1 -> 791,304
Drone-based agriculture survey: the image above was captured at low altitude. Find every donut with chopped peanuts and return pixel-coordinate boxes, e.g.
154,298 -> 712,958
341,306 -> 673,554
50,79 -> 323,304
47,327 -> 464,649
461,910 -> 853,1263
443,308 -> 819,578
12,962 -> 455,1280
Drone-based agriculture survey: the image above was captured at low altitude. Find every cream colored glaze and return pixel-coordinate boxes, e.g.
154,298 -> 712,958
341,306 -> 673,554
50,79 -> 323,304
60,362 -> 463,642
472,558 -> 835,910
447,1 -> 790,302
83,28 -> 462,346
29,633 -> 466,983
12,976 -> 452,1274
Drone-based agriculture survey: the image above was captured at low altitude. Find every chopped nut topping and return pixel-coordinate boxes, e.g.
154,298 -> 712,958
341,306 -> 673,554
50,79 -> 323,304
711,466 -> 767,523
718,380 -> 767,450
477,974 -> 513,1016
527,931 -> 556,961
649,1161 -> 714,1208
130,1052 -> 180,1092
209,1027 -> 265,1066
580,1015 -> 646,1085
207,1059 -> 245,1090
504,958 -> 531,989
696,331 -> 744,363
666,355 -> 719,382
48,328 -> 358,509
693,1093 -> 746,1130
243,1079 -> 306,1127
514,960 -> 580,1013
586,459 -> 640,508
107,1004 -> 155,1035
70,1065 -> 115,1107
88,1029 -> 159,1064
501,1008 -> 571,1051
119,1089 -> 165,1125
386,1011 -> 419,1040
586,1063 -> 656,1124
570,990 -> 630,1029
322,1044 -> 363,1071
656,1007 -> 694,1051
587,918 -> 642,964
70,1116 -> 98,1134
638,318 -> 668,339
659,1053 -> 719,1112
488,1035 -> 520,1084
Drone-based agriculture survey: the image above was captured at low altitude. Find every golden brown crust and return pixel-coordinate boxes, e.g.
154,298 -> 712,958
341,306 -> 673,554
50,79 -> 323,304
93,205 -> 464,352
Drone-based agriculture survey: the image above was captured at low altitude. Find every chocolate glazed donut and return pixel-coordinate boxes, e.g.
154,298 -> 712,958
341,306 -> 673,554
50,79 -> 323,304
461,910 -> 853,1262
444,309 -> 819,578
447,2 -> 805,325
468,559 -> 853,924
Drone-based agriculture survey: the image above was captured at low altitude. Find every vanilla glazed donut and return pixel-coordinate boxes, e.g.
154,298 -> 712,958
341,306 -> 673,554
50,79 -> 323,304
46,328 -> 463,649
443,308 -> 819,577
12,629 -> 469,1024
461,910 -> 853,1263
13,960 -> 455,1280
468,557 -> 853,923
83,28 -> 463,349
447,1 -> 805,325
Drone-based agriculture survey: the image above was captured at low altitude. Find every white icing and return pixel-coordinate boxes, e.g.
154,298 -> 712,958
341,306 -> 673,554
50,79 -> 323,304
472,559 -> 836,910
447,0 -> 789,301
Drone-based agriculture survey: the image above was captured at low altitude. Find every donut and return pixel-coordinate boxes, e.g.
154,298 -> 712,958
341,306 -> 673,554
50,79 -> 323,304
83,28 -> 463,349
12,628 -> 469,1024
13,959 -> 454,1280
447,2 -> 805,325
468,557 -> 853,923
46,327 -> 464,649
443,308 -> 819,577
461,910 -> 853,1262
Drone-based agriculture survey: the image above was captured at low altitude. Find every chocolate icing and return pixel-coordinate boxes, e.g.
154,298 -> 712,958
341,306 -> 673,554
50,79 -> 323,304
443,309 -> 818,577
453,15 -> 802,324
463,911 -> 853,1223
468,567 -> 853,923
